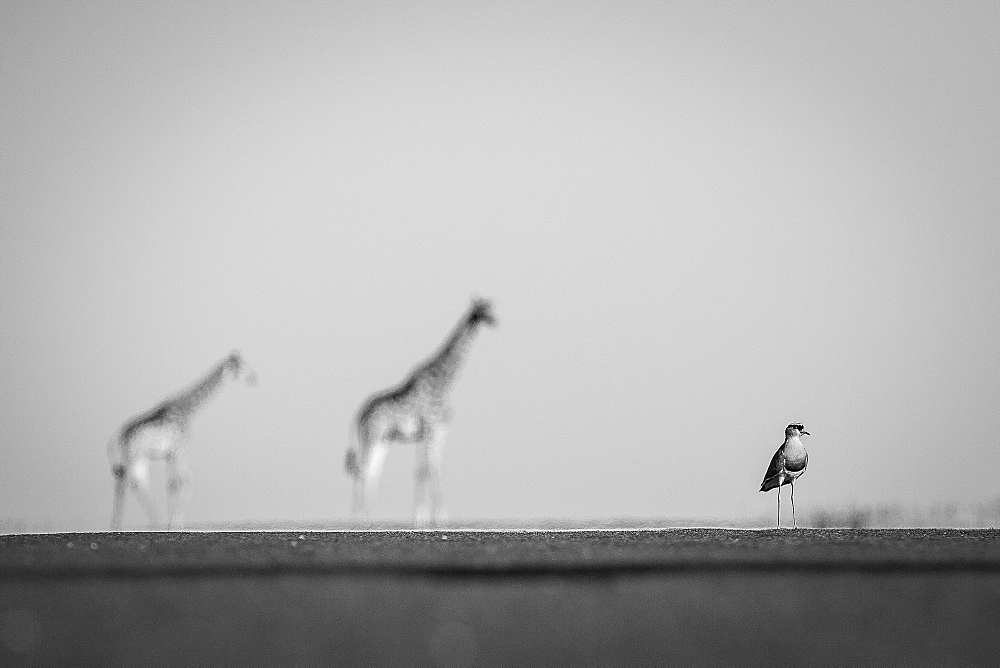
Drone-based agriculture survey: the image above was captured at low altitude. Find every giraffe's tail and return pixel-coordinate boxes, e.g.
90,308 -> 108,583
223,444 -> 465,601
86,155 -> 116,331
345,449 -> 361,477
344,419 -> 362,478
107,433 -> 126,477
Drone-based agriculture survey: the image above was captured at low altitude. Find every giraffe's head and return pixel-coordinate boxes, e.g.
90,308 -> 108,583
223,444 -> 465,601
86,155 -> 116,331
467,297 -> 497,327
226,350 -> 258,386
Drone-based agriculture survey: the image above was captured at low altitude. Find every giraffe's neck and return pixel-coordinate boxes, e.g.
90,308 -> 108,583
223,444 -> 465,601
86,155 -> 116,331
414,316 -> 482,398
169,359 -> 230,417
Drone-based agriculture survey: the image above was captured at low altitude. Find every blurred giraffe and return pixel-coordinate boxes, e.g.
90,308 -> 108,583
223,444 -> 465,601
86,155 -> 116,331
107,351 -> 257,530
345,298 -> 497,526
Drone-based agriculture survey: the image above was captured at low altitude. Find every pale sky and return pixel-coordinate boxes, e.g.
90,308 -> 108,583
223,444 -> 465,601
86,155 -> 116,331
1,1 -> 998,531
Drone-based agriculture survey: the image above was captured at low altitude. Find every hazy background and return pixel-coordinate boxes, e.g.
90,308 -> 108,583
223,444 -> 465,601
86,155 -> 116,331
1,1 -> 997,531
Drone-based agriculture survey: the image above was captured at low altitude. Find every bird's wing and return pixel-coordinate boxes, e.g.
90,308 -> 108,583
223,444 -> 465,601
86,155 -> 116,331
759,445 -> 785,491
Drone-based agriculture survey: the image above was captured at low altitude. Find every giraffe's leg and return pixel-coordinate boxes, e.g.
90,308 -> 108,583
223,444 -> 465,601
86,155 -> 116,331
414,441 -> 431,527
414,426 -> 448,528
351,476 -> 365,517
128,460 -> 160,529
353,441 -> 388,519
110,466 -> 128,530
426,425 -> 448,527
346,446 -> 364,515
166,451 -> 193,530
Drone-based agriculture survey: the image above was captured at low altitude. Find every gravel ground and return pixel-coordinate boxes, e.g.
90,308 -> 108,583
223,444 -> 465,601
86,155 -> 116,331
1,529 -> 998,665
3,528 -> 999,575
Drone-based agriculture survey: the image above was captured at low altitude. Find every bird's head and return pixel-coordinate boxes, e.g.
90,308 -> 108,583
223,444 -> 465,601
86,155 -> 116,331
786,423 -> 810,437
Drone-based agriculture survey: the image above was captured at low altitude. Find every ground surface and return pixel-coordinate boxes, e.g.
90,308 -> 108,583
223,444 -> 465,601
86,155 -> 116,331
1,529 -> 998,665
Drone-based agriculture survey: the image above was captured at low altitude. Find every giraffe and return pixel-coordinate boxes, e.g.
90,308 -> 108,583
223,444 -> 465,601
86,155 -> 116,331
345,297 -> 497,527
107,350 -> 257,530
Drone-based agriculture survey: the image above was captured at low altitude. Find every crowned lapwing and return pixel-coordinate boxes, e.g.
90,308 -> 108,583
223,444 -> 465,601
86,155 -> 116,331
759,423 -> 810,528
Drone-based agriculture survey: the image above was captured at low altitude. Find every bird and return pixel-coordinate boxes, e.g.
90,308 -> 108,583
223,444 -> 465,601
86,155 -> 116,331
759,423 -> 810,528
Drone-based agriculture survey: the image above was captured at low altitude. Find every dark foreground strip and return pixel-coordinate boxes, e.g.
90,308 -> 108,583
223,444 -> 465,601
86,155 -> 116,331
2,558 -> 1000,580
2,529 -> 998,580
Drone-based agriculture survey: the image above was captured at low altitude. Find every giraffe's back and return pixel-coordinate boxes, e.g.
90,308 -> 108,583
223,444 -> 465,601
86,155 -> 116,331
119,404 -> 186,460
362,398 -> 435,443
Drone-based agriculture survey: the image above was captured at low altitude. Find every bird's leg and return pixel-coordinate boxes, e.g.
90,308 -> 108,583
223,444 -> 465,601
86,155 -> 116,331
776,485 -> 781,529
792,479 -> 798,528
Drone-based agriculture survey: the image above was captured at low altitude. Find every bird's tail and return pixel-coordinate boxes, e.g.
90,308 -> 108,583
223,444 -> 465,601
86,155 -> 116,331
759,475 -> 781,492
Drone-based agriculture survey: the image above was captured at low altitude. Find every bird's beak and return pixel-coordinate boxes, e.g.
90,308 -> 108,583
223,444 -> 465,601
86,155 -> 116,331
802,430 -> 810,436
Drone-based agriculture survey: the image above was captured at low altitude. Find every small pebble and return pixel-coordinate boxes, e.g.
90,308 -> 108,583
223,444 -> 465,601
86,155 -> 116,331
90,543 -> 98,550
66,542 -> 74,549
290,541 -> 298,547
